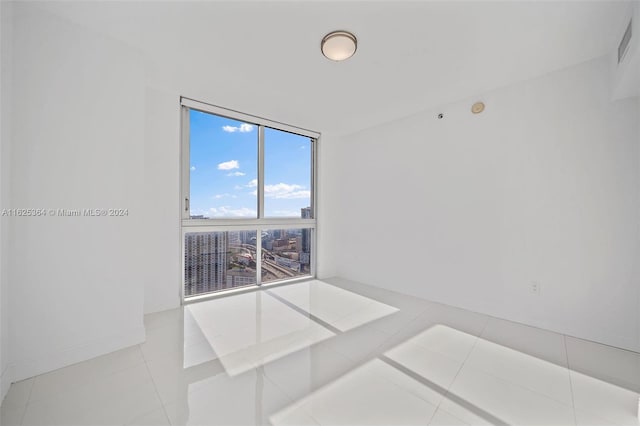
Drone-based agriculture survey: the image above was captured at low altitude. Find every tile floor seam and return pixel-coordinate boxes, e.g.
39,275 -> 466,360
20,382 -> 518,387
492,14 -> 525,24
139,344 -> 173,426
290,358 -> 440,426
429,316 -> 490,423
379,309 -> 433,345
565,368 -> 640,426
365,304 -> 492,424
563,334 -> 579,426
429,406 -> 470,426
261,371 -> 325,426
255,298 -> 446,423
456,359 -> 575,408
459,360 -> 579,416
263,288 -> 368,326
467,317 -> 578,410
366,364 -> 442,422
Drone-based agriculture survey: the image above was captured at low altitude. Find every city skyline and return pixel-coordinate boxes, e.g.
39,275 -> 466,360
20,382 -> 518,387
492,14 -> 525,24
185,223 -> 312,296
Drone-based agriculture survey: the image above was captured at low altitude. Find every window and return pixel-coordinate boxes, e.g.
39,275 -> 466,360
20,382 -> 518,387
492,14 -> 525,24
181,98 -> 318,299
264,128 -> 312,217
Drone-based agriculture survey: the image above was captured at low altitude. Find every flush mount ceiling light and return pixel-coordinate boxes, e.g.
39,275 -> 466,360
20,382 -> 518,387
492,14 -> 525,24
321,31 -> 357,61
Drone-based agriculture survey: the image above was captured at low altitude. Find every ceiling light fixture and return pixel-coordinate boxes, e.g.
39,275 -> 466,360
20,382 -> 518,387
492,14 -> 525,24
321,31 -> 357,61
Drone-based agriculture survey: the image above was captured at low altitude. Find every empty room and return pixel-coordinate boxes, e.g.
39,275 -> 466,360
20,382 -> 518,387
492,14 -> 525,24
0,1 -> 639,425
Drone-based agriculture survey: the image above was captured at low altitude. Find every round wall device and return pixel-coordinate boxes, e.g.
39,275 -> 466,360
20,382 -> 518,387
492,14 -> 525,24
471,102 -> 485,114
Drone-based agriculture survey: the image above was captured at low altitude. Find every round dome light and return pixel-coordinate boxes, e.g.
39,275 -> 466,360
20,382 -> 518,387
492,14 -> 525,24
321,31 -> 357,61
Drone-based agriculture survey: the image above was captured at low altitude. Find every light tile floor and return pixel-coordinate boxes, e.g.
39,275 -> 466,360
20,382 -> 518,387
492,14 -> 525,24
1,278 -> 639,425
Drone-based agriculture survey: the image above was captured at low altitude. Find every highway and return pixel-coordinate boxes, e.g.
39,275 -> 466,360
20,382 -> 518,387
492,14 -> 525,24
239,243 -> 298,280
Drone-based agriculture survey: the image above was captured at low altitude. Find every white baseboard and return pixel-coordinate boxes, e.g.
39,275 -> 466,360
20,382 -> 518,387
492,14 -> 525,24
12,326 -> 145,382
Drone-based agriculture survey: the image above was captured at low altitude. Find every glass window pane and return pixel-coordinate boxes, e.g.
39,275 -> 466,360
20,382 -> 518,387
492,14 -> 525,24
260,228 -> 312,284
264,128 -> 312,218
184,230 -> 258,297
189,109 -> 257,219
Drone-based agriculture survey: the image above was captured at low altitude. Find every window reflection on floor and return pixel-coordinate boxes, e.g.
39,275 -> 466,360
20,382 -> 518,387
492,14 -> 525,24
153,279 -> 640,426
183,280 -> 398,374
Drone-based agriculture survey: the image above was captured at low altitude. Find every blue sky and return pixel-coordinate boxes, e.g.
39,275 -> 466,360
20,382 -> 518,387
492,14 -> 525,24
189,109 -> 311,218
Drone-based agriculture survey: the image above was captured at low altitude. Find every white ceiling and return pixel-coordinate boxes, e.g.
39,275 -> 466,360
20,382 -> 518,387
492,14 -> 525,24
26,0 -> 634,135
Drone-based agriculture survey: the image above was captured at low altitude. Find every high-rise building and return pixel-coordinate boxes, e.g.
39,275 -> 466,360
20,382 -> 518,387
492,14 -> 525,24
226,269 -> 256,288
184,232 -> 229,296
228,231 -> 240,245
239,230 -> 253,245
273,229 -> 287,239
301,207 -> 312,264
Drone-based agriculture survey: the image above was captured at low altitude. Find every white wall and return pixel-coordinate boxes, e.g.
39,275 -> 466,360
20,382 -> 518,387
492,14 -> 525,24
316,132 -> 339,279
0,0 -> 13,401
331,55 -> 640,352
142,86 -> 181,314
8,5 -> 146,380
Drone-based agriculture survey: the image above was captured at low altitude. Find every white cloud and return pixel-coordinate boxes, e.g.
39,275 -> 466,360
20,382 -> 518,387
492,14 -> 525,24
264,183 -> 310,199
222,123 -> 254,133
217,160 -> 239,170
214,193 -> 232,199
246,181 -> 309,199
227,171 -> 246,177
208,206 -> 256,217
271,210 -> 301,217
190,166 -> 196,171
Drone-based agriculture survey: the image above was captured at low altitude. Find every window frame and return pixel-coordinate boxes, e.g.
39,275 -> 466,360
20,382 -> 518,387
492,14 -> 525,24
180,97 -> 319,301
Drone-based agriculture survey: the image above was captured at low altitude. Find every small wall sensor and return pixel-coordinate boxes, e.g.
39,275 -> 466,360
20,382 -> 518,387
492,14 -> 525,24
471,102 -> 485,114
437,113 -> 444,119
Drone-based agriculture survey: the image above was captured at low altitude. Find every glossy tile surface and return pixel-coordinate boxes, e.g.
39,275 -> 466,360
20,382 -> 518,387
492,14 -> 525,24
2,278 -> 639,425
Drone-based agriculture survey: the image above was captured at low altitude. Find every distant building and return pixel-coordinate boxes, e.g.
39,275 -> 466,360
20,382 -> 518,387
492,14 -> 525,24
228,231 -> 240,245
239,230 -> 254,245
226,269 -> 256,288
273,229 -> 287,239
273,238 -> 289,249
184,232 -> 228,296
274,254 -> 301,272
301,207 -> 312,265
